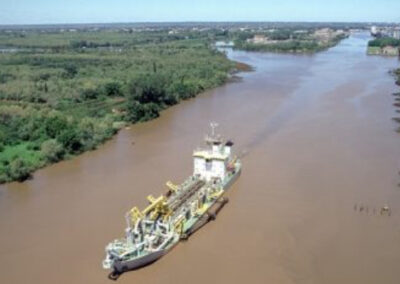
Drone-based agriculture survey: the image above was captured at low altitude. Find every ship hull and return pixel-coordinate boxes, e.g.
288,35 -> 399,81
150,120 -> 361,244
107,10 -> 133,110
182,165 -> 241,236
113,250 -> 165,273
223,166 -> 241,191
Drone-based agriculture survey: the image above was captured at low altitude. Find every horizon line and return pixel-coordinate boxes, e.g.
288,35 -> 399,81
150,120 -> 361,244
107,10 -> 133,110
0,20 -> 399,28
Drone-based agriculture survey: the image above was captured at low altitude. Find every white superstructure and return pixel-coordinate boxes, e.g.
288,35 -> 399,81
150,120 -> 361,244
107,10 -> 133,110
193,123 -> 234,181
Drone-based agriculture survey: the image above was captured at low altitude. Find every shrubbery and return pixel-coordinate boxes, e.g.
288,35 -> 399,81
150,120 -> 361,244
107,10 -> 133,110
0,29 -> 233,183
0,105 -> 119,182
368,37 -> 400,48
41,139 -> 64,162
8,158 -> 31,181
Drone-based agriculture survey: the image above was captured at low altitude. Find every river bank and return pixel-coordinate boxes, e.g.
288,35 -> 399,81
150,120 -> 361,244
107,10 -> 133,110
0,28 -> 246,184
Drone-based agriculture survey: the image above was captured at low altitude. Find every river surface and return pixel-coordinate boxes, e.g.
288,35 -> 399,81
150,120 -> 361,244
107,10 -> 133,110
1,33 -> 400,284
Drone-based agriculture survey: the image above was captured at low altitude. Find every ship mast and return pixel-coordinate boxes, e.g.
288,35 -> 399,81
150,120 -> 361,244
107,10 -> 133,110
205,122 -> 222,145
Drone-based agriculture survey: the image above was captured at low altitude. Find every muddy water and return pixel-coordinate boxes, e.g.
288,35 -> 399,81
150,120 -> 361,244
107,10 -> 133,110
1,33 -> 400,284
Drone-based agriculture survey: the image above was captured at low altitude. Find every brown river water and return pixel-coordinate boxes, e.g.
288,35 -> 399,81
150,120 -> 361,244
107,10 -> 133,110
1,33 -> 400,284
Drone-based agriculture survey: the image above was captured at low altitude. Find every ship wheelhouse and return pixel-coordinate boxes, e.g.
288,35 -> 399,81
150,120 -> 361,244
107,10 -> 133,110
193,139 -> 234,182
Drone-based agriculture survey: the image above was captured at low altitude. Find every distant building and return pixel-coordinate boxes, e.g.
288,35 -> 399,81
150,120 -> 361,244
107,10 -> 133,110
393,29 -> 400,39
372,25 -> 400,39
371,26 -> 379,36
313,28 -> 345,43
382,46 -> 399,56
246,34 -> 269,44
253,35 -> 266,43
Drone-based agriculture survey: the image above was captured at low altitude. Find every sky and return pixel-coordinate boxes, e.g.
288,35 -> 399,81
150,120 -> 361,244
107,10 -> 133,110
0,0 -> 399,25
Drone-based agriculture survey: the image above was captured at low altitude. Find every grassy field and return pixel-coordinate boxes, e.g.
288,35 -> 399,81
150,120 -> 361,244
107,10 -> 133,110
0,28 -> 236,183
367,46 -> 382,55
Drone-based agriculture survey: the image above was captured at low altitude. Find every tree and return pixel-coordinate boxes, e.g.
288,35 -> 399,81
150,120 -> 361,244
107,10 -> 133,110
62,63 -> 78,78
57,128 -> 82,153
81,87 -> 99,100
41,139 -> 64,162
125,100 -> 160,122
8,158 -> 31,181
45,115 -> 68,138
128,73 -> 167,104
103,81 -> 123,97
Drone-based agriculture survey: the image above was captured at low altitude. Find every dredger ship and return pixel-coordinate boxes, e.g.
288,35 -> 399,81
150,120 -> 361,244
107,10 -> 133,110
102,123 -> 241,278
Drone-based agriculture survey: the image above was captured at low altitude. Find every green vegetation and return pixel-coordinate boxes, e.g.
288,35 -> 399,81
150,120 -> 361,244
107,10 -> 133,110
231,28 -> 348,53
367,37 -> 400,56
237,40 -> 322,53
0,28 -> 235,183
368,37 -> 400,48
0,23 -> 350,183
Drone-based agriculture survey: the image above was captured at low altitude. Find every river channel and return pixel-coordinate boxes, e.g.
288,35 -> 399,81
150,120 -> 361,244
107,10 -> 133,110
1,32 -> 399,284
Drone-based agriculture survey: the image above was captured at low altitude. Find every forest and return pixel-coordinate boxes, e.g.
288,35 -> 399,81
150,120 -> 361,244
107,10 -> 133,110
0,28 -> 236,183
368,37 -> 400,48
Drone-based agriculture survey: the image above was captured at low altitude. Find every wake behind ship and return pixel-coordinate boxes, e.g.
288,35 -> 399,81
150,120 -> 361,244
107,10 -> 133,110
102,123 -> 241,278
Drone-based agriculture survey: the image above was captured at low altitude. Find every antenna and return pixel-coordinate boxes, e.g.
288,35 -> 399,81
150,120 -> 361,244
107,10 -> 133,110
205,122 -> 222,145
210,122 -> 218,137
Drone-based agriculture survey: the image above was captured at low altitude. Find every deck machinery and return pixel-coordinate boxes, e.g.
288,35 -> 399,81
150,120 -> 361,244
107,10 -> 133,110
102,123 -> 241,277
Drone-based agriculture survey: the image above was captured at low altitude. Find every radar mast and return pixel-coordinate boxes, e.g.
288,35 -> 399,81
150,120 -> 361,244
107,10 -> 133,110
205,122 -> 222,145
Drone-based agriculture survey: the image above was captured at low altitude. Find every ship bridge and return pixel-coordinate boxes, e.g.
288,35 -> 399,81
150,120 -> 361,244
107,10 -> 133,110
193,139 -> 234,182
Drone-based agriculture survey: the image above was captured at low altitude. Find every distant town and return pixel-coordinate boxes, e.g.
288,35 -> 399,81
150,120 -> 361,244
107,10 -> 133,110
368,24 -> 400,56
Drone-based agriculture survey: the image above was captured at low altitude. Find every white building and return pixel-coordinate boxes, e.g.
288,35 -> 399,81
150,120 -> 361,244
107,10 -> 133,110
371,26 -> 379,36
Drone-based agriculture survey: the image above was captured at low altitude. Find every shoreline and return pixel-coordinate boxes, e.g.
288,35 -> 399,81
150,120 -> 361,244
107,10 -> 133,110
0,57 -> 252,185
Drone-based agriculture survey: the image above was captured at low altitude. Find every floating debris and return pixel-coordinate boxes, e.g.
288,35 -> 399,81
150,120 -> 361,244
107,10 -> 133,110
380,205 -> 391,216
353,203 -> 391,217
